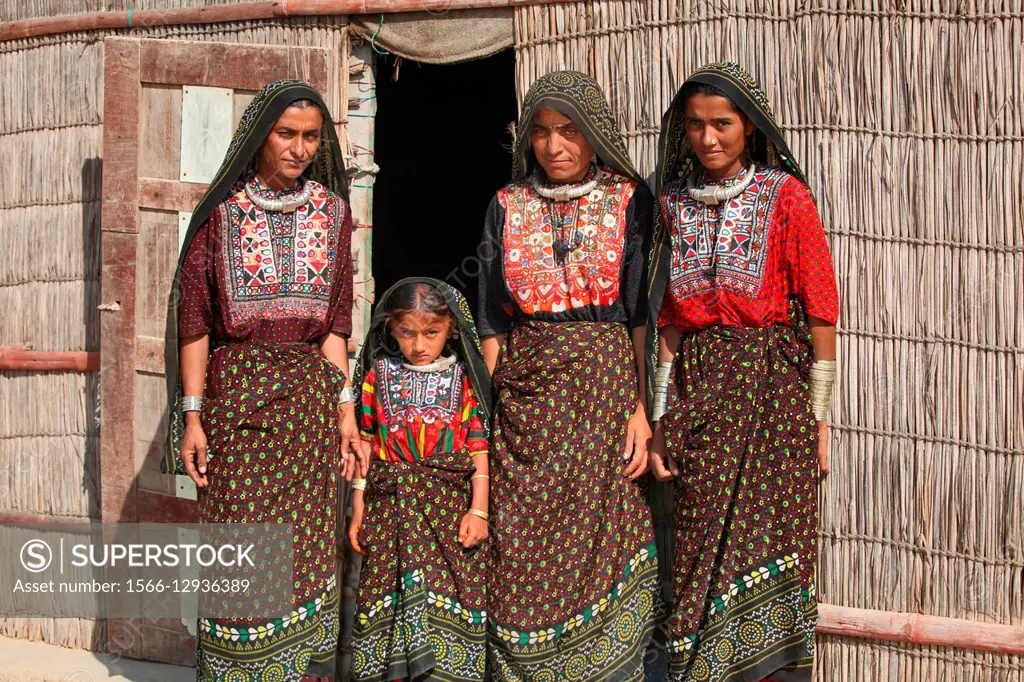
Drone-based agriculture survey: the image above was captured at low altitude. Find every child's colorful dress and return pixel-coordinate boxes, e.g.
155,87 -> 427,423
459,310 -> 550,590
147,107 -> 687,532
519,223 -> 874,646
351,353 -> 489,682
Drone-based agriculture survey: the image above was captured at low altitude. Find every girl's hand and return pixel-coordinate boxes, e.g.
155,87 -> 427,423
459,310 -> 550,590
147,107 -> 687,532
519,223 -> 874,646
338,404 -> 367,480
181,414 -> 209,487
348,505 -> 367,556
649,423 -> 679,481
622,402 -> 652,479
458,513 -> 489,549
817,421 -> 830,476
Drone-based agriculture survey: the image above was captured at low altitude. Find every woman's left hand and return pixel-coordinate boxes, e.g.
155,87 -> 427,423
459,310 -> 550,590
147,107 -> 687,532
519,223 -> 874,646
623,402 -> 652,480
458,513 -> 489,549
817,421 -> 830,475
338,405 -> 366,480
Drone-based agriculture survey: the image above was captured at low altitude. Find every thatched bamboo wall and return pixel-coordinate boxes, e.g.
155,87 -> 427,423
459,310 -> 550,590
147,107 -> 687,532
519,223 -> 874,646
0,13 -> 352,651
514,1 -> 1024,679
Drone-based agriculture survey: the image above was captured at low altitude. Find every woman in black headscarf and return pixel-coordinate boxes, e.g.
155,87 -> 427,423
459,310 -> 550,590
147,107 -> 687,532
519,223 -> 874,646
165,79 -> 363,682
476,71 -> 660,681
646,62 -> 839,682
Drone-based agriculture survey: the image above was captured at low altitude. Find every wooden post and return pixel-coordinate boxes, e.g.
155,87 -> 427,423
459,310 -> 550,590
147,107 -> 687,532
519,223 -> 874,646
817,604 -> 1024,656
100,36 -> 144,662
0,348 -> 100,372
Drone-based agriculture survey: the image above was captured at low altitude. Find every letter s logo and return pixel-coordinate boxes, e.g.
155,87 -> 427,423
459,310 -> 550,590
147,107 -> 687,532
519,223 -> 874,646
20,540 -> 53,573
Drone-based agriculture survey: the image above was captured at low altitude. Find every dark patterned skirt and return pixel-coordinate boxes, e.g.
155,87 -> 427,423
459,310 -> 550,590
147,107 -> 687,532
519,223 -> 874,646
196,342 -> 342,682
352,454 -> 488,682
487,320 -> 660,682
661,311 -> 818,682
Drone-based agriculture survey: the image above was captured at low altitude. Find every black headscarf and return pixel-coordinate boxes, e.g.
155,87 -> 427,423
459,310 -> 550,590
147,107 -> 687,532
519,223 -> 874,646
162,79 -> 349,475
644,62 -> 813,412
512,70 -> 643,184
353,277 -> 493,435
654,61 -> 808,193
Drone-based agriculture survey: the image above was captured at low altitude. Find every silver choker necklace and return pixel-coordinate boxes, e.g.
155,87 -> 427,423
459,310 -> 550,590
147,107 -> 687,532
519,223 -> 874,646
402,354 -> 457,373
530,170 -> 599,202
244,179 -> 312,213
686,164 -> 756,205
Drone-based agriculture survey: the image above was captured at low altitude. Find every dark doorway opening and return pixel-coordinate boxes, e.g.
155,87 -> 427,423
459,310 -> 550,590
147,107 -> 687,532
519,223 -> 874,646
372,50 -> 517,301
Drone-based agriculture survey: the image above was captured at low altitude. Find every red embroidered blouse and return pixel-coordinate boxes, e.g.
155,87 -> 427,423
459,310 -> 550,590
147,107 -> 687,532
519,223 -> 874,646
657,167 -> 838,332
359,357 -> 489,463
178,176 -> 353,343
476,167 -> 652,336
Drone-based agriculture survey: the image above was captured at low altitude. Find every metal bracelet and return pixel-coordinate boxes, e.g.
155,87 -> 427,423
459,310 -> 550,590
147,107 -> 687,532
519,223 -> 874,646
652,361 -> 673,422
808,360 -> 837,421
467,508 -> 489,521
338,385 -> 356,405
181,395 -> 204,413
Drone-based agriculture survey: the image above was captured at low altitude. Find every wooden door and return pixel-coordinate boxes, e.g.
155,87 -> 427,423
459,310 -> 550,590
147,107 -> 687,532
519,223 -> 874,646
99,37 -> 334,665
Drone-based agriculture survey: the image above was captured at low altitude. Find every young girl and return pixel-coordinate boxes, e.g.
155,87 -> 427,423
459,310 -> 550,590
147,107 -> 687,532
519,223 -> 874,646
349,277 -> 491,682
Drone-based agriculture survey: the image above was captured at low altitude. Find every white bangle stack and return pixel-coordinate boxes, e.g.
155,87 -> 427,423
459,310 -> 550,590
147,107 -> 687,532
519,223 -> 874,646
809,359 -> 837,421
652,361 -> 674,422
181,395 -> 204,413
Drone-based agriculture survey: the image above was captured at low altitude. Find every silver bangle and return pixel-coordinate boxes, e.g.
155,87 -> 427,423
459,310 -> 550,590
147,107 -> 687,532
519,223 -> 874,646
181,395 -> 204,413
808,360 -> 837,421
652,361 -> 673,422
338,385 -> 356,405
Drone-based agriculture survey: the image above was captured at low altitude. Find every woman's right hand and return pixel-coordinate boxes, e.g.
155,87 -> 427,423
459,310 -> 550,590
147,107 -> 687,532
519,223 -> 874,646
649,423 -> 679,481
180,413 -> 209,487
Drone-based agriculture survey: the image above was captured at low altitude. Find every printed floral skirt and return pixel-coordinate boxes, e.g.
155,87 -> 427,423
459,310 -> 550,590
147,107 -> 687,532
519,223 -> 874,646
352,454 -> 487,682
487,320 -> 660,682
661,305 -> 819,682
196,343 -> 342,682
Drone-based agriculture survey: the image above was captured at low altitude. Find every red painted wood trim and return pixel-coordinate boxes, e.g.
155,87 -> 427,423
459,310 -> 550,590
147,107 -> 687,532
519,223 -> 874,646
102,41 -> 142,236
99,53 -> 144,660
99,238 -> 140,521
0,347 -> 100,372
817,604 -> 1024,656
140,40 -> 329,92
100,38 -> 142,530
1,3 -> 277,40
0,0 -> 583,42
